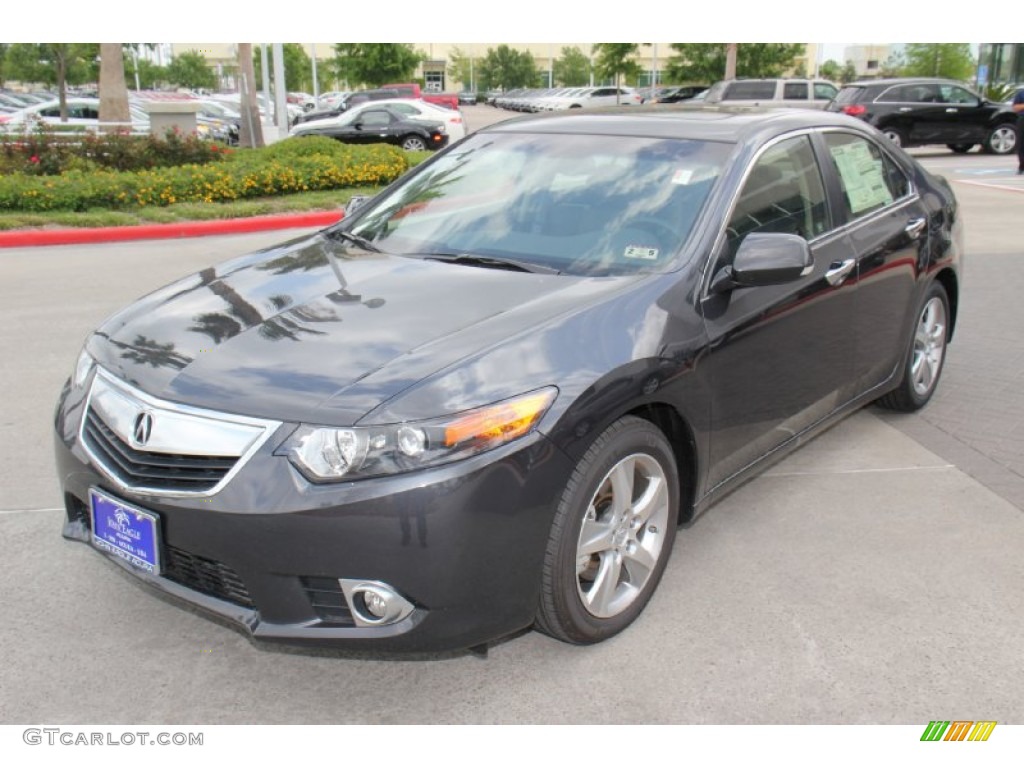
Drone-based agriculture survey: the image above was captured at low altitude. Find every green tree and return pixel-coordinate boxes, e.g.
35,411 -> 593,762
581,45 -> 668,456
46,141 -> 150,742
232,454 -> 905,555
447,46 -> 474,91
332,44 -> 423,88
840,60 -> 858,84
878,51 -> 905,78
667,43 -> 804,82
128,58 -> 167,90
593,43 -> 641,95
553,46 -> 591,87
819,59 -> 842,82
0,44 -> 9,88
5,44 -> 99,120
476,45 -> 540,90
166,49 -> 217,90
902,44 -> 974,81
254,43 -> 311,92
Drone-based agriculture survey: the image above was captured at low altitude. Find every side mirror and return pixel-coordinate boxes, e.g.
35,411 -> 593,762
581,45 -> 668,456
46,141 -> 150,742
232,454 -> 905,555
711,233 -> 813,294
344,196 -> 368,215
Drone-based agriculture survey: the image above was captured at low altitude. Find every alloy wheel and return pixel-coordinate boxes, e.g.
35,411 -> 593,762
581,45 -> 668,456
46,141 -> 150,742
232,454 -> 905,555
911,296 -> 947,397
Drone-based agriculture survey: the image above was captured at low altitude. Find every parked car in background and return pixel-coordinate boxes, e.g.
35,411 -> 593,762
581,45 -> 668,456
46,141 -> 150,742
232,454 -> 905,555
826,78 -> 1018,155
458,91 -> 478,105
293,89 -> 401,125
703,78 -> 839,110
289,102 -> 448,150
56,107 -> 961,653
292,98 -> 467,143
653,85 -> 709,104
0,98 -> 149,133
381,83 -> 460,111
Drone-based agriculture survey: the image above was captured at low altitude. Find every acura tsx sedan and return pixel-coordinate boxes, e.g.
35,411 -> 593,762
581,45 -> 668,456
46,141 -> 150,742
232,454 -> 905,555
55,107 -> 962,653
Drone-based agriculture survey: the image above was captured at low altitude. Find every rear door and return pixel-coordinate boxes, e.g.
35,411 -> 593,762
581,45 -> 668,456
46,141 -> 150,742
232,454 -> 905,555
817,130 -> 928,391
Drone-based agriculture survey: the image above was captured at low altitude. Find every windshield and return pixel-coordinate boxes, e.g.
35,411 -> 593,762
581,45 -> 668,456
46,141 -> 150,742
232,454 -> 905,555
345,131 -> 731,276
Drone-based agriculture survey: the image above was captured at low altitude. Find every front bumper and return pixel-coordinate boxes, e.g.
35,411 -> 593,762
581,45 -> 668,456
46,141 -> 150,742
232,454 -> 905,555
54,380 -> 572,653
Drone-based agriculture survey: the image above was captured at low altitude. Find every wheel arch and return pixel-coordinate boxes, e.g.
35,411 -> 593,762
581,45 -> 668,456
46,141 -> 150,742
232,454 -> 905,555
934,267 -> 959,342
627,402 -> 699,525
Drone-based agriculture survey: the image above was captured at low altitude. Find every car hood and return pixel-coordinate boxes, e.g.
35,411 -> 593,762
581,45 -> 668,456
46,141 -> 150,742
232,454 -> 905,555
87,232 -> 637,425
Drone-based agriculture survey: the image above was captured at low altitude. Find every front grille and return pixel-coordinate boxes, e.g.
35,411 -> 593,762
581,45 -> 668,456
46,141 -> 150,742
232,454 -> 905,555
162,545 -> 255,609
83,408 -> 237,493
301,577 -> 355,626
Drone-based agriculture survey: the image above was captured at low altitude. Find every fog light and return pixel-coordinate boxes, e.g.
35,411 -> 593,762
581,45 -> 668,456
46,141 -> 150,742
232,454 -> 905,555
363,590 -> 388,618
339,579 -> 416,628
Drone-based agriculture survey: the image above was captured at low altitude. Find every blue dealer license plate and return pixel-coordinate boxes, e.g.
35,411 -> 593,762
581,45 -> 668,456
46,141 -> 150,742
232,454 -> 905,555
89,489 -> 161,575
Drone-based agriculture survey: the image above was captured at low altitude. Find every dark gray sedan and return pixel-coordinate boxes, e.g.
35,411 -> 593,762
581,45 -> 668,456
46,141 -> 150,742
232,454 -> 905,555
55,107 -> 962,652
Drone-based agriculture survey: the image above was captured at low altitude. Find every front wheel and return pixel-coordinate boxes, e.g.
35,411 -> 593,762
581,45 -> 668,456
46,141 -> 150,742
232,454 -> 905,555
400,134 -> 427,151
876,282 -> 949,412
983,124 -> 1017,155
535,416 -> 679,644
881,127 -> 907,148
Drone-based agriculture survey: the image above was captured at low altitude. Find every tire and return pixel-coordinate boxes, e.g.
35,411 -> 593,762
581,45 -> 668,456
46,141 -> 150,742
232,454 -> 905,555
535,416 -> 679,644
946,143 -> 974,154
880,127 -> 907,148
400,135 -> 427,151
983,123 -> 1017,155
876,282 -> 950,412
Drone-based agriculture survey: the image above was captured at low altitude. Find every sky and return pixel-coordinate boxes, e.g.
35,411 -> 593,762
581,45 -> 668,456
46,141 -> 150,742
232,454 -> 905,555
4,1 -> 985,45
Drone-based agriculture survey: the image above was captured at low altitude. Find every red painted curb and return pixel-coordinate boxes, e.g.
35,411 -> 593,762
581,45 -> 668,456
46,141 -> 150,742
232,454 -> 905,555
0,210 -> 344,248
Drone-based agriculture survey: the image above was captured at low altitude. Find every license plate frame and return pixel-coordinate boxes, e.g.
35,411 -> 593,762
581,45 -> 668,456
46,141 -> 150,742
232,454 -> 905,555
89,488 -> 161,575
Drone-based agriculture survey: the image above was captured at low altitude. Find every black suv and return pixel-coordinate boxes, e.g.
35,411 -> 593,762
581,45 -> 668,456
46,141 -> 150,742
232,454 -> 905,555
827,78 -> 1018,155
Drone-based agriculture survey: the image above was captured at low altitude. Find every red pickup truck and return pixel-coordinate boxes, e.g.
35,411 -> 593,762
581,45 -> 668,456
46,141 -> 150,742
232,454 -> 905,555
381,83 -> 460,111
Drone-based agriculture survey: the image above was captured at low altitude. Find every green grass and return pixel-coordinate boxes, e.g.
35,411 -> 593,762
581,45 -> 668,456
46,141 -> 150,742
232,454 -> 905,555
0,149 -> 433,232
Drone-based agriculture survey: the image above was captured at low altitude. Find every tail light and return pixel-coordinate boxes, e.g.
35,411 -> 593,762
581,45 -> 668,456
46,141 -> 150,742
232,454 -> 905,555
842,105 -> 867,117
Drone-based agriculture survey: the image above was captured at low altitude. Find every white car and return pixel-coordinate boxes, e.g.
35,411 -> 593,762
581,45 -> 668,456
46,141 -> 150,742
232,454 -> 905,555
0,97 -> 149,133
291,98 -> 468,142
540,86 -> 643,111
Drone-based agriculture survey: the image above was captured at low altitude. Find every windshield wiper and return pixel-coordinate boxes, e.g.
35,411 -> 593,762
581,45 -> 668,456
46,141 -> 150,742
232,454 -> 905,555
422,252 -> 560,275
328,229 -> 381,252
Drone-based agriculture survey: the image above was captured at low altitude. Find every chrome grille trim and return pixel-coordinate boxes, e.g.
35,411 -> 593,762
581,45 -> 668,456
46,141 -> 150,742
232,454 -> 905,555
80,368 -> 282,497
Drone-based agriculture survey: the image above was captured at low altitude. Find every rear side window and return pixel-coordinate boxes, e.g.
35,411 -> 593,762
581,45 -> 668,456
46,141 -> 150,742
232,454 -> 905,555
832,87 -> 865,105
814,82 -> 838,100
724,81 -> 777,100
783,83 -> 808,100
824,133 -> 910,219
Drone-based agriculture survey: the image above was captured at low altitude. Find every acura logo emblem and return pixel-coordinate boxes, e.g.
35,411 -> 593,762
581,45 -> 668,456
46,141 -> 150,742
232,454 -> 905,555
132,411 -> 154,447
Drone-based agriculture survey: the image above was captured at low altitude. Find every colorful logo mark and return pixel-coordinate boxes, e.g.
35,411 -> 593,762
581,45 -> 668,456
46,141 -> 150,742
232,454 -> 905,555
920,721 -> 997,742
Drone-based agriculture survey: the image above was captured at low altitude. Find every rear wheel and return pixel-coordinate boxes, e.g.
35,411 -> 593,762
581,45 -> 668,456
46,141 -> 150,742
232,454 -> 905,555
400,134 -> 427,151
535,417 -> 679,644
877,282 -> 949,412
983,124 -> 1017,155
947,143 -> 974,154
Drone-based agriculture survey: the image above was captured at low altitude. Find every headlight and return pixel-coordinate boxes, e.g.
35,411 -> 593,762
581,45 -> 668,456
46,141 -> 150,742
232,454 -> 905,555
72,349 -> 95,390
282,388 -> 557,482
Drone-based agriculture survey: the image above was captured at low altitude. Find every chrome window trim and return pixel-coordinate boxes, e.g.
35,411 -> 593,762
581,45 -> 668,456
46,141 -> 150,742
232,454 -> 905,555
79,367 -> 282,498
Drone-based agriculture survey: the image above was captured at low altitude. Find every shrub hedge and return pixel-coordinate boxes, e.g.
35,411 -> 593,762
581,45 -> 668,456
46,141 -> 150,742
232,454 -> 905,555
0,134 -> 411,212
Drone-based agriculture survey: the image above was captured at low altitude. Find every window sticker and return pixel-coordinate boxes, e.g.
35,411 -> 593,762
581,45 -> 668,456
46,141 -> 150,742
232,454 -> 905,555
624,245 -> 659,260
671,168 -> 694,185
829,141 -> 893,214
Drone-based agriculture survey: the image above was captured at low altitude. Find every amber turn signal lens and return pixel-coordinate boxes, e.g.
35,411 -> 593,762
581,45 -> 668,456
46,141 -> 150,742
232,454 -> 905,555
444,390 -> 556,448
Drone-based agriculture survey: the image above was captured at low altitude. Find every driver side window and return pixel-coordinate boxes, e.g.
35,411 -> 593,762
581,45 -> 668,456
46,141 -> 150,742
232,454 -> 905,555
723,135 -> 829,265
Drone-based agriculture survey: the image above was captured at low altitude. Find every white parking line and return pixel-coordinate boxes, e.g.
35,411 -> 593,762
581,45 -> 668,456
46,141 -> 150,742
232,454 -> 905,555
954,179 -> 1024,193
764,464 -> 954,478
0,507 -> 63,515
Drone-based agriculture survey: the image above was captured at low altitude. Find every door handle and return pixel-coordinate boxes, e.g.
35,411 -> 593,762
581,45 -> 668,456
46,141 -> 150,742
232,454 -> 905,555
899,107 -> 912,112
825,258 -> 856,286
945,108 -> 958,113
905,217 -> 927,239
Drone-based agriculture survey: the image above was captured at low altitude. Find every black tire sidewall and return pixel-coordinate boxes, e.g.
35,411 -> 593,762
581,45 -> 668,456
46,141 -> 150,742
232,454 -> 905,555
542,417 -> 679,644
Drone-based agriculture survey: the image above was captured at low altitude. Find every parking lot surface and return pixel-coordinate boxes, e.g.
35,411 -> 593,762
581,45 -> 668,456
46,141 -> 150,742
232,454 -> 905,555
1,123 -> 1022,725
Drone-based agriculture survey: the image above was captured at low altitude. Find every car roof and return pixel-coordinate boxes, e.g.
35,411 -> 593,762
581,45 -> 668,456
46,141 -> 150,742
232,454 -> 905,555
845,77 -> 966,88
482,104 -> 872,144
